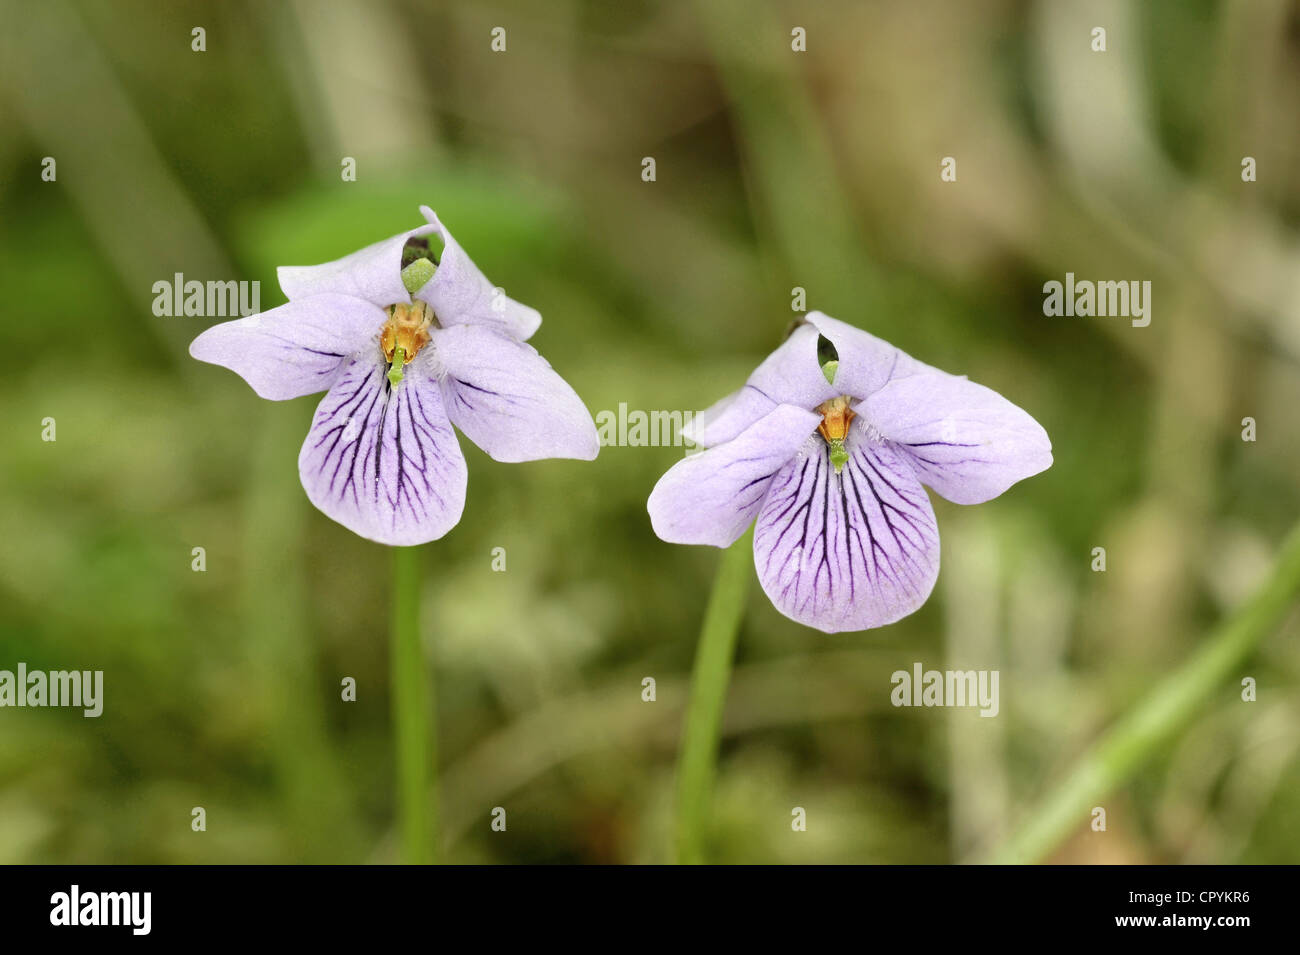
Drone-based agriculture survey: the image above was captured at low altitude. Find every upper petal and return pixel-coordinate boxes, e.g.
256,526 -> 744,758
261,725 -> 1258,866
865,372 -> 1052,505
277,221 -> 438,308
754,430 -> 941,633
414,207 -> 542,341
189,293 -> 385,400
744,323 -> 839,410
298,355 -> 467,545
431,323 -> 598,463
715,313 -> 935,418
681,386 -> 779,449
804,311 -> 937,400
648,403 -> 821,547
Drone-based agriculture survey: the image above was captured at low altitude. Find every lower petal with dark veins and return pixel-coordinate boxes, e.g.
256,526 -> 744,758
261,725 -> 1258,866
754,431 -> 940,632
298,355 -> 467,545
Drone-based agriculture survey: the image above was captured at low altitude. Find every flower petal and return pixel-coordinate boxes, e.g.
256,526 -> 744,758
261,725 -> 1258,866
277,223 -> 438,308
189,294 -> 385,400
681,386 -> 779,449
865,373 -> 1052,505
414,207 -> 542,341
743,323 -> 839,410
754,430 -> 940,632
431,323 -> 598,463
804,311 -> 935,399
298,355 -> 467,545
648,403 -> 822,547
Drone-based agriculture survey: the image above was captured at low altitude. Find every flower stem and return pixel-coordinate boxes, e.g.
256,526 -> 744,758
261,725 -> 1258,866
674,527 -> 754,864
391,544 -> 436,864
990,520 -> 1300,864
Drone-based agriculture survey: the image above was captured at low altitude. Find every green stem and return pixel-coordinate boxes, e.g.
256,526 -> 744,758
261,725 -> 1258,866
392,545 -> 436,864
990,520 -> 1300,864
674,527 -> 754,864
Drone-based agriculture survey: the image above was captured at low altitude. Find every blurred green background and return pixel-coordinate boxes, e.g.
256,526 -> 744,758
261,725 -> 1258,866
2,0 -> 1299,864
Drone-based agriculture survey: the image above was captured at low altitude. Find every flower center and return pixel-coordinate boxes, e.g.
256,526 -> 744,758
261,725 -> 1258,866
381,301 -> 437,388
382,253 -> 442,388
381,301 -> 434,364
816,395 -> 855,474
816,395 -> 855,442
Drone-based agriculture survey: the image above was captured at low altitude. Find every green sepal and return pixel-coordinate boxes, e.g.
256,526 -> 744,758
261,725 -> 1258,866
400,258 -> 436,296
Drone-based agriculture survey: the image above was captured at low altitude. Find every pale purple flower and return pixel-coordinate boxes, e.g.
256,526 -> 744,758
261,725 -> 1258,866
648,312 -> 1052,633
191,206 -> 598,546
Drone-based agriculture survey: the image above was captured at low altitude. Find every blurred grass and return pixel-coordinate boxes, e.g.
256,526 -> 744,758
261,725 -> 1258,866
0,0 -> 1298,864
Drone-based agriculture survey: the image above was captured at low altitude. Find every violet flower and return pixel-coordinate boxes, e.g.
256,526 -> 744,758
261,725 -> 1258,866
648,312 -> 1052,633
191,206 -> 598,545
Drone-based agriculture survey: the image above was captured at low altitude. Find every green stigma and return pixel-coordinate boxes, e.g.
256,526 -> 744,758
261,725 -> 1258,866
821,359 -> 838,384
828,438 -> 849,474
387,346 -> 407,389
401,257 -> 436,296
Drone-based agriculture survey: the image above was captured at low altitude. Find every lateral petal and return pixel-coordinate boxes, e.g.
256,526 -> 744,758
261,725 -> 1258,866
865,373 -> 1052,505
647,404 -> 822,547
681,386 -> 779,449
431,324 -> 598,463
189,294 -> 385,400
